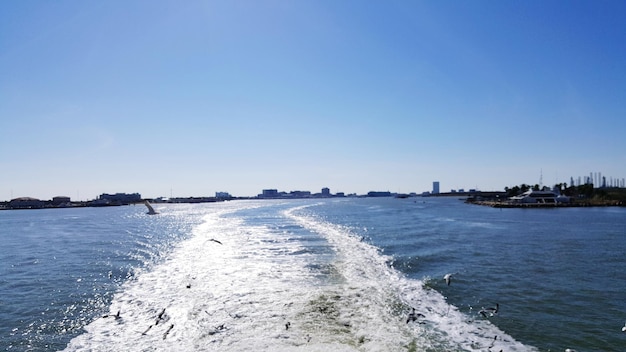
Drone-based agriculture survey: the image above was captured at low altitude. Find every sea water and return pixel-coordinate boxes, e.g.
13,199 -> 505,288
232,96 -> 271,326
1,198 -> 625,351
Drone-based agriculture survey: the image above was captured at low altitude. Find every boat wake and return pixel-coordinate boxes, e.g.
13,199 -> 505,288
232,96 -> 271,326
63,202 -> 537,351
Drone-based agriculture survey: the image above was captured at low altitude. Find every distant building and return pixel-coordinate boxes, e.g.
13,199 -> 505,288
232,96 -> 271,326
9,197 -> 44,209
290,190 -> 311,198
367,191 -> 392,197
259,189 -> 279,198
215,192 -> 231,199
432,182 -> 440,194
52,196 -> 71,205
169,196 -> 220,203
98,193 -> 141,205
321,187 -> 330,196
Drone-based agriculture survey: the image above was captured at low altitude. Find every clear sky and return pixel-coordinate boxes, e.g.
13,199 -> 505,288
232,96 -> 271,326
2,0 -> 625,200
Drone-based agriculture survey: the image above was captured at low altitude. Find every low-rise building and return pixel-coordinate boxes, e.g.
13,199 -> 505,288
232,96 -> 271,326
215,192 -> 232,199
259,189 -> 279,198
98,193 -> 141,205
9,197 -> 44,209
52,196 -> 71,205
367,191 -> 392,197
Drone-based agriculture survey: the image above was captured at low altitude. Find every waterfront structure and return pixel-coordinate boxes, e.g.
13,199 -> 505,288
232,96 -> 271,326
432,182 -> 440,194
321,187 -> 330,196
9,197 -> 44,209
290,190 -> 311,197
52,196 -> 71,205
367,191 -> 392,197
259,189 -> 279,198
98,193 -> 141,205
509,190 -> 569,204
169,196 -> 221,203
215,192 -> 231,199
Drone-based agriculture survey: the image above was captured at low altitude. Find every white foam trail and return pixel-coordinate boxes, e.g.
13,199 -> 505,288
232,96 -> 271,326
64,201 -> 537,351
65,202 -> 349,351
285,204 -> 538,352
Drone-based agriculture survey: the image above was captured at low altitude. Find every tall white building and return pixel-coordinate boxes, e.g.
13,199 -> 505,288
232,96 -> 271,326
432,181 -> 440,194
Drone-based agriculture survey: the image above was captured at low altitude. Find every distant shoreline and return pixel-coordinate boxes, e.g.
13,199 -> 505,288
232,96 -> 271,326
2,190 -> 625,211
467,200 -> 624,208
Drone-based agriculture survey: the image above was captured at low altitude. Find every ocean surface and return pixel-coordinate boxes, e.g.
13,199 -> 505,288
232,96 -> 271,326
1,197 -> 625,351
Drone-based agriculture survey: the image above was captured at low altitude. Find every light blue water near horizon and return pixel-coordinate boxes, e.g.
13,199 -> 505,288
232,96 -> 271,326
1,198 -> 625,351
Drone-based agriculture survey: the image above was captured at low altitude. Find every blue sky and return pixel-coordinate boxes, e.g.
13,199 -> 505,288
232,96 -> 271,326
1,0 -> 625,200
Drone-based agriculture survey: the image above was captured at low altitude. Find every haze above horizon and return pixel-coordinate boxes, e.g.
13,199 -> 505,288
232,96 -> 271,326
2,0 -> 625,200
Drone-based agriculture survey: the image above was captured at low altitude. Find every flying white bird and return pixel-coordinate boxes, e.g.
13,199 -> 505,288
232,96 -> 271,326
144,200 -> 158,215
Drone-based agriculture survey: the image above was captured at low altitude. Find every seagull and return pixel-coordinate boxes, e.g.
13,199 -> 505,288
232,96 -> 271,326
158,308 -> 166,318
486,303 -> 499,314
406,308 -> 425,323
622,321 -> 626,332
144,200 -> 158,215
141,325 -> 153,335
162,324 -> 174,340
102,310 -> 121,320
444,273 -> 452,286
155,308 -> 166,325
479,303 -> 499,317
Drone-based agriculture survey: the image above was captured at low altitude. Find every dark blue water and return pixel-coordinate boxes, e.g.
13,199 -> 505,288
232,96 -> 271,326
1,198 -> 625,351
307,198 -> 626,351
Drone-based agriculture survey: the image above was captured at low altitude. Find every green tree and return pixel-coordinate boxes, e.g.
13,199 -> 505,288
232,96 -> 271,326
505,185 -> 521,197
577,184 -> 594,198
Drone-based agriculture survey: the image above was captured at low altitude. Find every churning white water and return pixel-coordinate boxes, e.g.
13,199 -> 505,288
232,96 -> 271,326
63,201 -> 535,352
